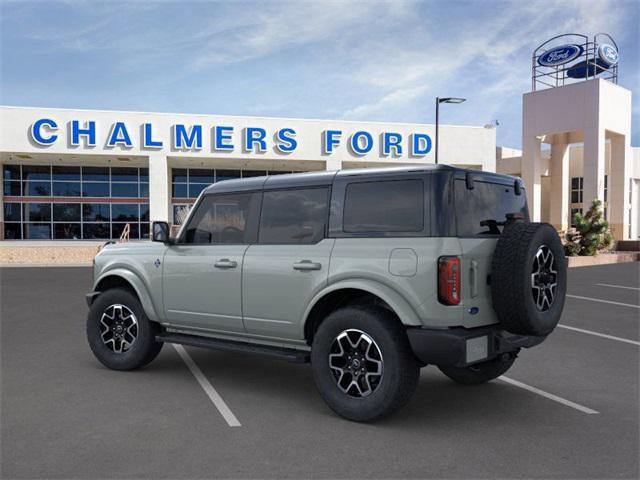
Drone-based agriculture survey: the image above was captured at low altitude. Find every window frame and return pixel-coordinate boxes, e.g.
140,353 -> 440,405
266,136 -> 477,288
257,186 -> 331,245
176,191 -> 261,245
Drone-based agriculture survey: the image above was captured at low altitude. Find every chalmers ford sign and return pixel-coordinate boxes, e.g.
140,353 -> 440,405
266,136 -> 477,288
29,118 -> 433,157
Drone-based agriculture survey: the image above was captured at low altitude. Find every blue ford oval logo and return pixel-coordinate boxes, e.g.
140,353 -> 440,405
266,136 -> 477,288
598,44 -> 618,66
538,44 -> 583,67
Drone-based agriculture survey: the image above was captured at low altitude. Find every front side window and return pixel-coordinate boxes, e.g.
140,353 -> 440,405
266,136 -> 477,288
259,188 -> 329,244
343,179 -> 424,233
455,180 -> 529,236
182,193 -> 258,244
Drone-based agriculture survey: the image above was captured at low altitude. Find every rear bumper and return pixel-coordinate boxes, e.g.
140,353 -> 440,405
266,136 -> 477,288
406,324 -> 546,368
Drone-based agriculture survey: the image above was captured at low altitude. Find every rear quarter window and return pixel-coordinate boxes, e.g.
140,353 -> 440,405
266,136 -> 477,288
343,179 -> 424,233
455,179 -> 528,236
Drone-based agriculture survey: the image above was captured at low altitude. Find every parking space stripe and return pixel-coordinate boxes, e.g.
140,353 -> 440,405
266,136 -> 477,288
596,283 -> 640,291
173,344 -> 241,427
566,294 -> 640,309
558,324 -> 640,346
499,376 -> 599,415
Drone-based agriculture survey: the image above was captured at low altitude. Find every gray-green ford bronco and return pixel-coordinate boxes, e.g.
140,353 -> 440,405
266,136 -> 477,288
86,166 -> 567,421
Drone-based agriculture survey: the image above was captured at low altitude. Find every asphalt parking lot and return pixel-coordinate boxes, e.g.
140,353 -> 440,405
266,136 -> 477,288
1,262 -> 638,479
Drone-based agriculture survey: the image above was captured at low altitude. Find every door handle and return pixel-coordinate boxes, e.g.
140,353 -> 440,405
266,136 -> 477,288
293,260 -> 322,271
470,260 -> 479,298
214,259 -> 237,269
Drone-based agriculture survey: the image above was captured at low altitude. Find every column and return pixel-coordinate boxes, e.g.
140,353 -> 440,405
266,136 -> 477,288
582,126 -> 606,212
609,134 -> 631,240
549,135 -> 570,231
148,153 -> 170,223
522,135 -> 543,221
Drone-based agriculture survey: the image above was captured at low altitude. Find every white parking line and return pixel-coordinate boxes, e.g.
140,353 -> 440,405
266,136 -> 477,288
566,294 -> 640,309
499,376 -> 599,415
558,324 -> 640,346
173,344 -> 241,427
596,283 -> 640,291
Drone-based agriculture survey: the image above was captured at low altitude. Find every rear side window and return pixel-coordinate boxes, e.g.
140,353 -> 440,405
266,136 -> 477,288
455,180 -> 528,236
259,188 -> 329,244
182,192 -> 259,244
343,179 -> 424,233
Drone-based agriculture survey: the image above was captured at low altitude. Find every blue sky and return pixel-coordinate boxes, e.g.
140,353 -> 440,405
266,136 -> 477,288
1,0 -> 638,148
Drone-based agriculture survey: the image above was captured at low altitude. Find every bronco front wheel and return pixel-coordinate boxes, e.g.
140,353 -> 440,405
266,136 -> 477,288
311,306 -> 420,422
87,288 -> 163,370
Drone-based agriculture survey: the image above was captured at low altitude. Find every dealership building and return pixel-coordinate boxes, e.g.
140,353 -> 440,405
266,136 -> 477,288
0,33 -> 638,245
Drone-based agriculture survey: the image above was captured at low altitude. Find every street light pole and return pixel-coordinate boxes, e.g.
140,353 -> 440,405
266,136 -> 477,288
434,97 -> 466,165
435,97 -> 440,164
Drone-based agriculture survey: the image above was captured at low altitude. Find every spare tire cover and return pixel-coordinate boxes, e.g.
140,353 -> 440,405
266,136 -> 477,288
491,222 -> 567,336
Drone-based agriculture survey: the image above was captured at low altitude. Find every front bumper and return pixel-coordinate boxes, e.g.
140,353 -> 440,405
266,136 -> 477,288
406,324 -> 546,368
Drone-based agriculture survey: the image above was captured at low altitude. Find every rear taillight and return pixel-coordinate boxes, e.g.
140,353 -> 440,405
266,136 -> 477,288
438,256 -> 461,306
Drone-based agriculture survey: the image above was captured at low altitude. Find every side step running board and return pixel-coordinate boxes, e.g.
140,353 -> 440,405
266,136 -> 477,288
156,332 -> 310,363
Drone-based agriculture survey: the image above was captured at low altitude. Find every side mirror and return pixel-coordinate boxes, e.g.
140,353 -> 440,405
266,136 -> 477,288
152,221 -> 170,243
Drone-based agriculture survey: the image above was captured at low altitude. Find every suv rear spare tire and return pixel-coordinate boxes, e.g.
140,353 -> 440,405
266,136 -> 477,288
491,222 -> 566,336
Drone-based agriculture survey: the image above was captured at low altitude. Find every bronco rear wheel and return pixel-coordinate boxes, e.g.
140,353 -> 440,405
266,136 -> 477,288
311,305 -> 420,422
87,288 -> 163,370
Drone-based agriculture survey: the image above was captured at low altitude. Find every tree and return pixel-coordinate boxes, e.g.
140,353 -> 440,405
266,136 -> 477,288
564,199 -> 614,256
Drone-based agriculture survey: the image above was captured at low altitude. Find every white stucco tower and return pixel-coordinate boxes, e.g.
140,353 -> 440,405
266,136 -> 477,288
522,78 -> 633,240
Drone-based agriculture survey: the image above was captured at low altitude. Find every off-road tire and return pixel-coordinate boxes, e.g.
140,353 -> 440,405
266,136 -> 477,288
438,352 -> 517,384
311,305 -> 420,422
491,222 -> 566,336
87,288 -> 163,370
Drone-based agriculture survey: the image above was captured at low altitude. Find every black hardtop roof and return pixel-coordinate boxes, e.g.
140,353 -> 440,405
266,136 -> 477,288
203,164 -> 520,194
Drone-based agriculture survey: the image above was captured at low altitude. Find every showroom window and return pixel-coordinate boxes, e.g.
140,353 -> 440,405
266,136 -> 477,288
4,202 -> 150,240
570,177 -> 583,203
3,165 -> 148,198
3,164 -> 149,240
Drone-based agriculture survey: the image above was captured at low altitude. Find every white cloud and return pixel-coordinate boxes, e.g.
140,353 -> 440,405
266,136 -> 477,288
190,1 -> 411,71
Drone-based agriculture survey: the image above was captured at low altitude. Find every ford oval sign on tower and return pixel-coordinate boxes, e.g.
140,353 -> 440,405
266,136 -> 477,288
532,33 -> 619,91
537,44 -> 583,67
598,43 -> 619,67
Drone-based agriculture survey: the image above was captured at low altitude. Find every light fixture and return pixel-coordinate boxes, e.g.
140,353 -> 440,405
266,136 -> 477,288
438,97 -> 466,104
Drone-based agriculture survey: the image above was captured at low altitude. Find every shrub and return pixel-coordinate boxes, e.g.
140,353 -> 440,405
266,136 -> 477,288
563,199 -> 614,256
